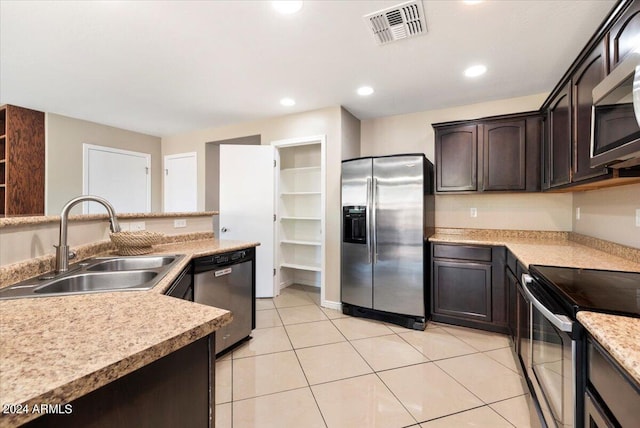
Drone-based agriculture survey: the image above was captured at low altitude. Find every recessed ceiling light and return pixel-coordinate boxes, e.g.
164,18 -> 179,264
280,97 -> 296,106
272,1 -> 303,15
357,86 -> 374,96
464,64 -> 487,77
463,0 -> 483,4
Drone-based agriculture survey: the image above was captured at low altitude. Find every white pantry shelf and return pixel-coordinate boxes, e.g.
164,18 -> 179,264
280,262 -> 322,272
280,239 -> 321,246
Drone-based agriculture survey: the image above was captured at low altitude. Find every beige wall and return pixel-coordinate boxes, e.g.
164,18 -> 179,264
340,107 -> 361,161
46,113 -> 162,215
573,183 -> 640,249
0,215 -> 214,267
162,106 -> 344,303
361,93 -> 574,231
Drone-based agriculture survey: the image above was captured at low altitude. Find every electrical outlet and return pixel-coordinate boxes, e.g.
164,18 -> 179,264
470,208 -> 478,218
130,221 -> 146,231
576,207 -> 581,220
636,209 -> 640,227
174,219 -> 187,228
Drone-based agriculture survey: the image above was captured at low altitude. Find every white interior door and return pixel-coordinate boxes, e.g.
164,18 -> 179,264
83,144 -> 150,214
219,145 -> 275,298
164,152 -> 197,212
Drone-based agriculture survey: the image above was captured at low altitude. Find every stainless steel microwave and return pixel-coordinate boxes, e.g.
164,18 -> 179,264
591,49 -> 640,168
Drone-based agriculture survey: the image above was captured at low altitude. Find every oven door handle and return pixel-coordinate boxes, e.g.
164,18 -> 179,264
521,274 -> 574,333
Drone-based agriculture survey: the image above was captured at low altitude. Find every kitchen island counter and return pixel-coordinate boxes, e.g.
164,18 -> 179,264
0,238 -> 258,427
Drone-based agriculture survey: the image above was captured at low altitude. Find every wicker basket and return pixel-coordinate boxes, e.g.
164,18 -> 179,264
109,231 -> 164,256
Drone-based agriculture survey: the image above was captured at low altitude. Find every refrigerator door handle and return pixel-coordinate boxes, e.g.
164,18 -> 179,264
366,177 -> 372,264
372,177 -> 378,263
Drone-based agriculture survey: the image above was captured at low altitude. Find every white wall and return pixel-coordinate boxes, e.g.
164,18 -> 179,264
361,93 -> 574,231
573,183 -> 640,249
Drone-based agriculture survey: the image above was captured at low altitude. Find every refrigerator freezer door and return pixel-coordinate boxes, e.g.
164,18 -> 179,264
341,158 -> 373,309
373,156 -> 425,317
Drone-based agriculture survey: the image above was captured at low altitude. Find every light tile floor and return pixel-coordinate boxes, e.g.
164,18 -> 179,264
215,285 -> 537,428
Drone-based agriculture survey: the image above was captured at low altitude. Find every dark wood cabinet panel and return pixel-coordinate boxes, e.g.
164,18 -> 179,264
1,105 -> 45,216
435,124 -> 477,192
547,82 -> 572,187
433,243 -> 492,262
586,338 -> 640,428
434,112 -> 541,194
573,40 -> 609,182
433,260 -> 492,321
609,0 -> 640,71
25,335 -> 214,428
431,244 -> 509,333
483,120 -> 526,191
506,268 -> 519,350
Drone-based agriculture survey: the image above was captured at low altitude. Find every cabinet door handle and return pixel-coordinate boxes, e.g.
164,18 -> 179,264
221,227 -> 228,233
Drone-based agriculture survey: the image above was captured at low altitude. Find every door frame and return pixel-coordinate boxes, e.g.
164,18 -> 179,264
271,135 -> 326,305
163,152 -> 198,212
82,144 -> 151,214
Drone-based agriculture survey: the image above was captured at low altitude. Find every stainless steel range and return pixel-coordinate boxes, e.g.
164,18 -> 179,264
522,265 -> 640,428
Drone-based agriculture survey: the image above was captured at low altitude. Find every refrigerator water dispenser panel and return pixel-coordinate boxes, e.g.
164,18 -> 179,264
343,206 -> 367,244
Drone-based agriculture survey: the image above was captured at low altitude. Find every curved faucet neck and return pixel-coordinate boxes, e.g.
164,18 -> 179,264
56,195 -> 121,272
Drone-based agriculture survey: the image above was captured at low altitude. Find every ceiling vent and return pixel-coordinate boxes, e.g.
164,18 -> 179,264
363,1 -> 427,45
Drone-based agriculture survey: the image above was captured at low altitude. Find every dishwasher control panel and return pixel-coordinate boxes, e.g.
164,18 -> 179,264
193,248 -> 255,272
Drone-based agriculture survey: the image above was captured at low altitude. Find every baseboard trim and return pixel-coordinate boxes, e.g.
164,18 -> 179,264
321,299 -> 342,311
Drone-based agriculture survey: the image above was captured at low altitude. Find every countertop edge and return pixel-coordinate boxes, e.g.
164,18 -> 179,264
577,311 -> 640,387
0,237 -> 258,426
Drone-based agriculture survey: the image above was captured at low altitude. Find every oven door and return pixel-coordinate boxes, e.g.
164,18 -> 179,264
522,274 -> 577,428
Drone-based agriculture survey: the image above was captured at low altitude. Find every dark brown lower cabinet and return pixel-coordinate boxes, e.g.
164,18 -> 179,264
433,260 -> 492,321
25,335 -> 214,428
431,243 -> 507,334
584,337 -> 640,428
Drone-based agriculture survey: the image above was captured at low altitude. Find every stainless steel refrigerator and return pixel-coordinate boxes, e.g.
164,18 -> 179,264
341,154 -> 434,330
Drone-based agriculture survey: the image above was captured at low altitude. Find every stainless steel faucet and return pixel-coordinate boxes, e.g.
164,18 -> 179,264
55,195 -> 121,273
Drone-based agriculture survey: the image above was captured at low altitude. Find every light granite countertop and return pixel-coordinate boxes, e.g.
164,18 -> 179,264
429,231 -> 640,272
0,238 -> 258,427
430,229 -> 640,392
577,312 -> 640,386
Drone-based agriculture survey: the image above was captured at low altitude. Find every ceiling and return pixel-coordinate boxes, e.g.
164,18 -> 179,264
0,0 -> 616,137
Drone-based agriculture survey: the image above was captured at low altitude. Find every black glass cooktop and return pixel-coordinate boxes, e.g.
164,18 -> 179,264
529,265 -> 640,318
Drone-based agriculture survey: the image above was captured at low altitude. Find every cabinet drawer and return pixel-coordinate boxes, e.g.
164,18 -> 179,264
433,244 -> 492,262
588,340 -> 640,427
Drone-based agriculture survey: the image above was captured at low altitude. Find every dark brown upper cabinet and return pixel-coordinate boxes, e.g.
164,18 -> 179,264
435,124 -> 477,192
573,41 -> 609,182
483,120 -> 526,191
546,82 -> 572,188
434,112 -> 541,193
540,0 -> 640,192
609,0 -> 640,71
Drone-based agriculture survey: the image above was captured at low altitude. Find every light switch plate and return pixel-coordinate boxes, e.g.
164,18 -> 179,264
470,208 -> 477,218
174,219 -> 187,228
576,207 -> 581,220
636,209 -> 640,227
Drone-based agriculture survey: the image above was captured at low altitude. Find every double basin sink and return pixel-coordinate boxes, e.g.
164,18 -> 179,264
0,254 -> 186,300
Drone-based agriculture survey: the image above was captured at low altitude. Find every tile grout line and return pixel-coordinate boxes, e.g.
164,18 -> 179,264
276,289 -> 330,428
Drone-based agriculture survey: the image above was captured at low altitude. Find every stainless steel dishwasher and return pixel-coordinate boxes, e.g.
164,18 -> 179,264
193,248 -> 255,355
